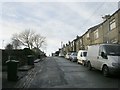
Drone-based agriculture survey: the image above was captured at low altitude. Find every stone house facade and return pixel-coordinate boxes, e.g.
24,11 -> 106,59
61,9 -> 120,55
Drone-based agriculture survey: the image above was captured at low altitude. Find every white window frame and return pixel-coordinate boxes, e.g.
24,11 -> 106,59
110,19 -> 116,31
80,39 -> 82,44
94,29 -> 99,39
87,33 -> 90,38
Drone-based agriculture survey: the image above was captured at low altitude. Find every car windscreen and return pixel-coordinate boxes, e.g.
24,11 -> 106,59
104,45 -> 120,56
73,53 -> 77,56
83,52 -> 87,57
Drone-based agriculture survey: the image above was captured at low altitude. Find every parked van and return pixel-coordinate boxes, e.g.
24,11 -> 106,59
87,44 -> 120,76
77,50 -> 87,66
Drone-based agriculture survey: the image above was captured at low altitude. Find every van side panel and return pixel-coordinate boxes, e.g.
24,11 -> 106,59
87,45 -> 99,67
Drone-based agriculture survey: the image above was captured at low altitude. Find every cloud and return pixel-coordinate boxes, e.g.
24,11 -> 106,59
0,0 -> 120,2
0,2 -> 118,55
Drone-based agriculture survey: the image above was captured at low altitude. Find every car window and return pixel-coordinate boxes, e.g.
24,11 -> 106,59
80,53 -> 82,57
83,52 -> 87,57
99,46 -> 103,56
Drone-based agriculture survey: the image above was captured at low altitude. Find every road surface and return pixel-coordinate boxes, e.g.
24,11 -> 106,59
13,56 -> 120,88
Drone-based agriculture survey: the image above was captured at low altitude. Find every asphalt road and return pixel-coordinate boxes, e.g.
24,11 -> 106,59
15,56 -> 120,88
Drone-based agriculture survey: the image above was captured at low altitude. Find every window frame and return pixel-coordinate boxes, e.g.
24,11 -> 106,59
109,18 -> 116,31
94,29 -> 99,39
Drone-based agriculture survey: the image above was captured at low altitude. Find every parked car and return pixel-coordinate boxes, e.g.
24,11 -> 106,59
69,52 -> 77,62
65,52 -> 71,60
59,53 -> 64,57
77,50 -> 87,66
87,44 -> 120,77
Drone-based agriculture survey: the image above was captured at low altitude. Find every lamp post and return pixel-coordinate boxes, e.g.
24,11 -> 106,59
2,40 -> 4,49
61,41 -> 63,48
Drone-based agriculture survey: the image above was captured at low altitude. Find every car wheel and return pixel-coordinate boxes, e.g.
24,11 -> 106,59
102,66 -> 109,77
88,62 -> 92,70
72,59 -> 74,62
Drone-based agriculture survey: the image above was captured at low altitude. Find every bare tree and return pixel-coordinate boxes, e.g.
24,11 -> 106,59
12,29 -> 34,49
19,29 -> 35,48
33,34 -> 46,49
5,43 -> 13,50
11,29 -> 46,49
12,39 -> 21,49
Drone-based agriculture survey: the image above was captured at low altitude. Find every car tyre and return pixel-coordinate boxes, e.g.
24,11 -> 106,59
71,59 -> 73,62
102,66 -> 109,77
82,60 -> 85,66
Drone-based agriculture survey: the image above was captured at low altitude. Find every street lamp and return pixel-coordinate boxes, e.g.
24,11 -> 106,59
2,40 -> 4,49
61,41 -> 63,48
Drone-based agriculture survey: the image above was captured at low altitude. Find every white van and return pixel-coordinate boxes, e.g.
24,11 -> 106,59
87,44 -> 120,76
77,50 -> 87,66
65,52 -> 71,59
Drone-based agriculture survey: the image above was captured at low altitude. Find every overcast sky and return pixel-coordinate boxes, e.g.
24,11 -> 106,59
0,0 -> 119,56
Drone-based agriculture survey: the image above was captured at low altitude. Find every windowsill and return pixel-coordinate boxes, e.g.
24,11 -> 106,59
109,27 -> 116,31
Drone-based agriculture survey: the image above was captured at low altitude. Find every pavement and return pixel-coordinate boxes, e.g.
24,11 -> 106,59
2,57 -> 64,88
2,60 -> 38,88
2,71 -> 28,88
18,65 -> 34,71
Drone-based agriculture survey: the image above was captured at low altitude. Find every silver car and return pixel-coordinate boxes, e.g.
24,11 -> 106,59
69,52 -> 77,62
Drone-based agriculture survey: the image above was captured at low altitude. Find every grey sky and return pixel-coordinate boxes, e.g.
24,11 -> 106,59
0,1 -> 119,55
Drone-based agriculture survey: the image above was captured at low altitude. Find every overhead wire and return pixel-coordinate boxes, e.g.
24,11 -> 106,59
79,2 -> 106,33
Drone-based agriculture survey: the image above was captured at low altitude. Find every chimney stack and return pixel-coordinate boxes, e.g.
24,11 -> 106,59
102,15 -> 110,21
